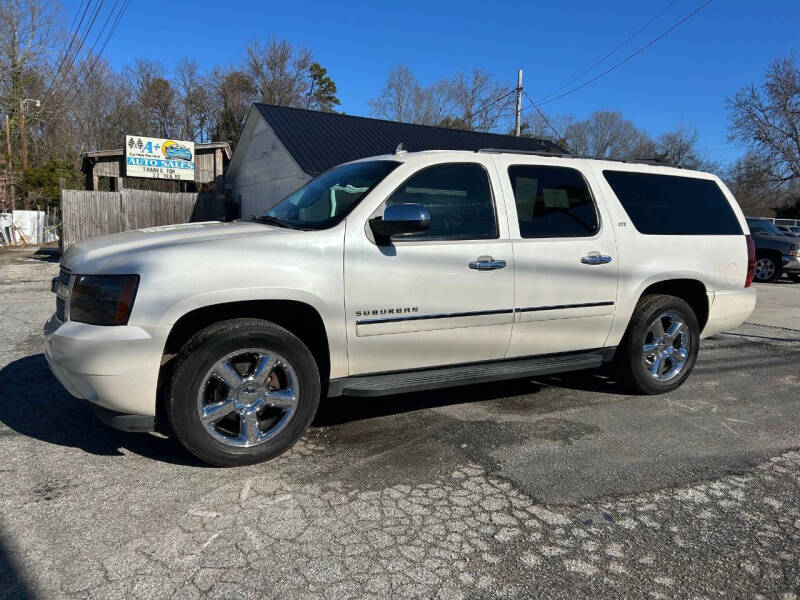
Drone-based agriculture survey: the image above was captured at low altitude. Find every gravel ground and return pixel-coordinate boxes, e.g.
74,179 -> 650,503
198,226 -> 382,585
0,246 -> 799,599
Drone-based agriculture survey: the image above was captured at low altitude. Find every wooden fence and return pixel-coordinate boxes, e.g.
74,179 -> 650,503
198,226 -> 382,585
61,189 -> 226,249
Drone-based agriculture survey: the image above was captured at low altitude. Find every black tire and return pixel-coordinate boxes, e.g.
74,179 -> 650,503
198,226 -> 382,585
167,318 -> 320,466
613,295 -> 700,395
754,254 -> 781,283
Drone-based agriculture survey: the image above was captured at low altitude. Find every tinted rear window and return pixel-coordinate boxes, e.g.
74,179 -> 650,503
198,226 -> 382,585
603,171 -> 742,235
508,165 -> 599,238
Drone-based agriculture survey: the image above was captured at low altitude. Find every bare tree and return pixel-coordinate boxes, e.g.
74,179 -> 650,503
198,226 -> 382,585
124,60 -> 179,137
68,56 -> 131,152
368,65 -> 447,125
245,39 -> 312,107
653,125 -> 720,171
0,0 -> 58,167
562,110 -> 653,159
369,65 -> 511,130
211,67 -> 256,145
726,151 -> 789,216
517,111 -> 574,147
0,0 -> 57,102
174,59 -> 214,142
728,55 -> 800,185
447,69 -> 512,132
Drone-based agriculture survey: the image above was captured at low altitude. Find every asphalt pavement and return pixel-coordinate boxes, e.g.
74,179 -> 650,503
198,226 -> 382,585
0,247 -> 798,599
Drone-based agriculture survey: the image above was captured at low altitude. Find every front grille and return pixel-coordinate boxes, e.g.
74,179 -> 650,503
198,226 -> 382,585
56,266 -> 71,321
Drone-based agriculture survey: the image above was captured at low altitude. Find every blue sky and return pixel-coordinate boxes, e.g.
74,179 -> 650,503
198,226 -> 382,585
61,0 -> 799,165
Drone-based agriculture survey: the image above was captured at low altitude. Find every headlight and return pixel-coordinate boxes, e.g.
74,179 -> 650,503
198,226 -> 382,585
790,244 -> 799,257
70,275 -> 139,326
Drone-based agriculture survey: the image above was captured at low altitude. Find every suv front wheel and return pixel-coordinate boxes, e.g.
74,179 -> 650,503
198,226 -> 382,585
614,295 -> 700,395
167,319 -> 320,466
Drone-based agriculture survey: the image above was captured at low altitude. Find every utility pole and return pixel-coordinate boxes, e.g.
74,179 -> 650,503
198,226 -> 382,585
514,69 -> 523,137
20,101 -> 27,171
4,115 -> 12,212
4,114 -> 10,161
19,98 -> 40,172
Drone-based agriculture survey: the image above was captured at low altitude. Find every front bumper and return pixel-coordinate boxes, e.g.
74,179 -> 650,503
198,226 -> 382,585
44,314 -> 168,420
782,255 -> 800,272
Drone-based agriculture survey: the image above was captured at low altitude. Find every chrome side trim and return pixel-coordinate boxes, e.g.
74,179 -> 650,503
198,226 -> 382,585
516,301 -> 614,313
356,308 -> 514,325
355,302 -> 615,326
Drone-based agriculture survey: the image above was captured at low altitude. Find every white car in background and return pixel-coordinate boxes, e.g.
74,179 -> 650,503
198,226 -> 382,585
45,149 -> 756,466
777,224 -> 800,238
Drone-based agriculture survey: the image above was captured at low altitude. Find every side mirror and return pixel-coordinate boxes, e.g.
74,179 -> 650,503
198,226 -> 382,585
369,203 -> 430,242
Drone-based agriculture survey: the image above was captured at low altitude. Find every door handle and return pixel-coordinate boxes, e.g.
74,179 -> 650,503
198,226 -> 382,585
469,256 -> 507,271
581,254 -> 613,265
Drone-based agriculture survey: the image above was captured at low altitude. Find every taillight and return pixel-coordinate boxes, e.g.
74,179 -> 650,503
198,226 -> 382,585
745,235 -> 756,288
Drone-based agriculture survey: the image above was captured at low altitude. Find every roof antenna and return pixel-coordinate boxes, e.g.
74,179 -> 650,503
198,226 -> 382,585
394,142 -> 407,155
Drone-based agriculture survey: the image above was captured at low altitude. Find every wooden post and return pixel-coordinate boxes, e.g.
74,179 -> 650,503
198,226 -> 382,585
91,167 -> 99,192
214,148 -> 224,196
20,101 -> 27,171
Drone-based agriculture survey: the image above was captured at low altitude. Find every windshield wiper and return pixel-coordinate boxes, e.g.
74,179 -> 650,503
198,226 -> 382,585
249,215 -> 302,229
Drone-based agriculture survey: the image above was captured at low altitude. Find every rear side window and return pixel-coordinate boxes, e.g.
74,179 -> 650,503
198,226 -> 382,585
603,171 -> 742,235
385,163 -> 497,240
508,165 -> 598,238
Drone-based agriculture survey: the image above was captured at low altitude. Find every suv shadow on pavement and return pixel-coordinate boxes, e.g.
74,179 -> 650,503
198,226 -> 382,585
1,352 -> 631,465
0,535 -> 35,600
313,368 -> 633,428
0,353 -> 205,467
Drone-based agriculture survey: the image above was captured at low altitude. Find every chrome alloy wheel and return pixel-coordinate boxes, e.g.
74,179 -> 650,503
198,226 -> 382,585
754,258 -> 775,281
642,312 -> 691,381
197,348 -> 299,447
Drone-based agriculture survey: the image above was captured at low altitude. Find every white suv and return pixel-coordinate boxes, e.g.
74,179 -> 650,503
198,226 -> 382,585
45,149 -> 757,466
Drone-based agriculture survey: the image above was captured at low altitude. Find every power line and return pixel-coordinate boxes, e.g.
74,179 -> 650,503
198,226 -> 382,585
463,87 -> 518,128
523,90 -> 563,142
41,0 -> 106,111
57,0 -> 129,111
57,0 -> 124,105
538,0 -> 680,104
537,0 -> 714,107
44,0 -> 92,102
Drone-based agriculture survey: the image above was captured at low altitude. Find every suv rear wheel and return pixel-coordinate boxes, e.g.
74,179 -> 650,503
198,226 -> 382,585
167,318 -> 320,466
614,295 -> 700,395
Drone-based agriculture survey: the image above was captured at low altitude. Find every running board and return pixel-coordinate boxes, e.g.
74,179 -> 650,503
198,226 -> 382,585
327,349 -> 613,398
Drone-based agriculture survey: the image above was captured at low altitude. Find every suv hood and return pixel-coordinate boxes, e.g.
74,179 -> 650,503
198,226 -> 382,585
753,232 -> 796,245
62,220 -> 292,270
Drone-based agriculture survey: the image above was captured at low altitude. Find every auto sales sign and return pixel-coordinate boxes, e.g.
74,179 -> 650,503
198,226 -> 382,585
125,135 -> 195,181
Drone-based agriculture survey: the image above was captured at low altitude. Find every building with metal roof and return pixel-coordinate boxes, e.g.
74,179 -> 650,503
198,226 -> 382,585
226,104 -> 564,217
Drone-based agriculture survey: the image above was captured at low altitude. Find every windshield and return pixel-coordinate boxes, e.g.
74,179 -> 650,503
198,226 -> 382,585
263,160 -> 400,229
746,219 -> 784,235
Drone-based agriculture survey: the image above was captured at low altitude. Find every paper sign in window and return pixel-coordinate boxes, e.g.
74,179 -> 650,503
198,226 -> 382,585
514,178 -> 538,220
515,178 -> 538,202
543,188 -> 570,208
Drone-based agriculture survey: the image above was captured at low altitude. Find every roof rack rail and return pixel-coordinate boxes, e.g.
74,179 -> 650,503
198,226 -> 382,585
477,147 -> 573,158
624,157 -> 667,166
475,148 -> 688,169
